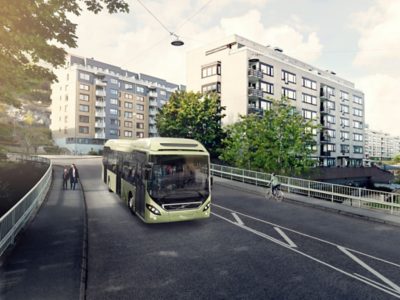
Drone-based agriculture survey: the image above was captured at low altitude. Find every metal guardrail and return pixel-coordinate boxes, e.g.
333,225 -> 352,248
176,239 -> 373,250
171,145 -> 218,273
211,164 -> 400,215
0,154 -> 52,256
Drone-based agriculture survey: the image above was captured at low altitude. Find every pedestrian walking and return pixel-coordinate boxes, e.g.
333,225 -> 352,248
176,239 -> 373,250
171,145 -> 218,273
62,166 -> 69,190
69,164 -> 79,190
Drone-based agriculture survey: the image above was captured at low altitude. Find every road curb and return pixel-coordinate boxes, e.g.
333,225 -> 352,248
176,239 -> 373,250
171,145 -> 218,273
78,179 -> 89,300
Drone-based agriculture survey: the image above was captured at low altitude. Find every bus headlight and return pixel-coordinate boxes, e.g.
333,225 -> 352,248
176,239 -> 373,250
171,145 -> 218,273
203,203 -> 210,211
146,204 -> 161,215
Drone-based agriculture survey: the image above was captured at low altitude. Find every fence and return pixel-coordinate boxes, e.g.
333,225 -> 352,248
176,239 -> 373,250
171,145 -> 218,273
0,154 -> 52,256
211,164 -> 400,215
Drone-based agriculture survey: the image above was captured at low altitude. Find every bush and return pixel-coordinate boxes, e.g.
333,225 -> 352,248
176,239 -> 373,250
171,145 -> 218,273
44,146 -> 61,154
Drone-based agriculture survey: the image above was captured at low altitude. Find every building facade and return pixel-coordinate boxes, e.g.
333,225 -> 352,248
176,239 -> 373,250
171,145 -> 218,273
50,55 -> 183,153
364,126 -> 400,161
187,35 -> 365,167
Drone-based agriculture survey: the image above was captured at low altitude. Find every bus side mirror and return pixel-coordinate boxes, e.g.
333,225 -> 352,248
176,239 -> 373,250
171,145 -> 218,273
210,176 -> 213,187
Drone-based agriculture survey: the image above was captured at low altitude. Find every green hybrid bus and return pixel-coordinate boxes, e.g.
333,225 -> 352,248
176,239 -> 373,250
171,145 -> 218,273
102,138 -> 211,223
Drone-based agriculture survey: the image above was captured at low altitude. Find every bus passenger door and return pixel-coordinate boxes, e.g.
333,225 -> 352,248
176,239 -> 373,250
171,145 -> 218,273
134,152 -> 146,217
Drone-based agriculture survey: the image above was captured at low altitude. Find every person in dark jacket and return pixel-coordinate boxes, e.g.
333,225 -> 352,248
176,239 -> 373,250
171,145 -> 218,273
62,166 -> 69,190
69,164 -> 79,190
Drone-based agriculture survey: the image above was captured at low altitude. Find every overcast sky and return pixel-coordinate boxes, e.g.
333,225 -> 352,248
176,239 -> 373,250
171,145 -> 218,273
70,0 -> 399,136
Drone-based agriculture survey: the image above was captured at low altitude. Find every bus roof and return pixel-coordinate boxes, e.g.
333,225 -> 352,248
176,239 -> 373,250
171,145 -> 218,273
104,138 -> 209,154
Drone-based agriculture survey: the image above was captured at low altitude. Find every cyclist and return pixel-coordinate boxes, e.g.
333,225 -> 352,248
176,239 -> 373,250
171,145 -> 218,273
270,173 -> 281,196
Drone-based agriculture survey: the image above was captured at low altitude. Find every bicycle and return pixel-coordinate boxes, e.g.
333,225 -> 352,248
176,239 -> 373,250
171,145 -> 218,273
265,184 -> 284,202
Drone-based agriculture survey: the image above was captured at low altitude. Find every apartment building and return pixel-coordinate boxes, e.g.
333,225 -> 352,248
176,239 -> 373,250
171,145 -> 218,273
50,55 -> 183,153
187,35 -> 365,167
364,126 -> 400,160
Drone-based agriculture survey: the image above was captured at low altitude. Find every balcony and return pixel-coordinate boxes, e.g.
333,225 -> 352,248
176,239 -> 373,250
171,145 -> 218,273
322,122 -> 335,129
149,126 -> 158,134
149,91 -> 158,98
95,110 -> 106,117
248,106 -> 264,117
320,106 -> 333,114
248,87 -> 263,99
320,134 -> 335,143
95,89 -> 106,97
95,122 -> 106,128
149,99 -> 158,107
95,101 -> 106,107
248,68 -> 263,82
95,79 -> 107,86
95,132 -> 106,139
149,118 -> 156,125
149,109 -> 158,115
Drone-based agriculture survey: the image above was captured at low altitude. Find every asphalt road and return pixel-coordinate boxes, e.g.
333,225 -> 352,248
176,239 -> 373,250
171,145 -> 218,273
1,157 -> 400,299
80,158 -> 400,300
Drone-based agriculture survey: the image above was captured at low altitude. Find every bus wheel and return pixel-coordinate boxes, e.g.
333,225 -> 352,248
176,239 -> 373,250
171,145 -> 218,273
128,196 -> 136,215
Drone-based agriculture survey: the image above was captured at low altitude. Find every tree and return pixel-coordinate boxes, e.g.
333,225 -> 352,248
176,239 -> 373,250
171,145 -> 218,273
0,0 -> 129,107
221,97 -> 319,176
156,91 -> 226,159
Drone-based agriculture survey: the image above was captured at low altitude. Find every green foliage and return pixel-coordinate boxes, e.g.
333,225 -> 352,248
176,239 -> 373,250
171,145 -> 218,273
0,0 -> 129,107
221,97 -> 319,176
392,154 -> 400,164
156,91 -> 226,159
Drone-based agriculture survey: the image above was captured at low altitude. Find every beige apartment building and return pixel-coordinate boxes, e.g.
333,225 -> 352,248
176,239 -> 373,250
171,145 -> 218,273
187,35 -> 365,167
50,55 -> 183,154
364,126 -> 400,161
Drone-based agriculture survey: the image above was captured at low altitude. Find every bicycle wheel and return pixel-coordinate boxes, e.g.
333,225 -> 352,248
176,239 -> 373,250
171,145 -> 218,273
276,190 -> 284,202
265,189 -> 271,199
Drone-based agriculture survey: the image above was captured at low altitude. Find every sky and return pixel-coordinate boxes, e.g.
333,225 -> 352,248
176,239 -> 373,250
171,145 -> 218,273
70,0 -> 399,136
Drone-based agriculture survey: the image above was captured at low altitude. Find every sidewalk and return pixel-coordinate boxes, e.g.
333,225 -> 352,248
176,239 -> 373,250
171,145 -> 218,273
214,177 -> 400,228
0,166 -> 85,300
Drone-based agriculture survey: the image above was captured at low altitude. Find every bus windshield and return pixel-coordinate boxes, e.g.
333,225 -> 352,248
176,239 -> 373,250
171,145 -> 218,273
147,155 -> 209,205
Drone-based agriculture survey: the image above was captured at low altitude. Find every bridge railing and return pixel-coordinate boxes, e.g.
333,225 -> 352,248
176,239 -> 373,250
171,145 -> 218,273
0,154 -> 52,256
211,164 -> 400,215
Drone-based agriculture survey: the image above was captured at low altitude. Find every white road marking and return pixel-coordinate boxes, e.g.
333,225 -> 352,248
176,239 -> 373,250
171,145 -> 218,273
232,213 -> 244,226
354,273 -> 400,294
213,203 -> 400,269
338,246 -> 400,293
274,227 -> 297,248
212,211 -> 400,299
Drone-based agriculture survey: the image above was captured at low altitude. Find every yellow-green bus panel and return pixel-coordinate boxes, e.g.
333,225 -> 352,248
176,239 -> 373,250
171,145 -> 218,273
107,170 -> 117,193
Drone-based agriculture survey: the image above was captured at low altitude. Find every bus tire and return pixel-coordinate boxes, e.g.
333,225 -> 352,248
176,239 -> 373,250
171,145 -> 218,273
128,195 -> 136,215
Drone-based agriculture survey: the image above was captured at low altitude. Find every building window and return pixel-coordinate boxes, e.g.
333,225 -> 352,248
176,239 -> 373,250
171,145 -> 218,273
159,90 -> 167,96
136,86 -> 145,93
201,63 -> 221,78
354,95 -> 363,105
110,89 -> 118,95
124,130 -> 133,137
125,94 -> 133,99
124,102 -> 133,109
281,70 -> 296,84
79,72 -> 90,81
353,108 -> 363,117
79,94 -> 89,101
341,144 -> 350,153
354,133 -> 363,142
124,111 -> 133,119
302,109 -> 317,120
136,113 -> 144,120
136,96 -> 144,102
79,105 -> 89,112
125,83 -> 133,90
324,115 -> 336,124
340,91 -> 349,101
353,146 -> 363,154
80,84 -> 90,91
341,104 -> 349,114
110,119 -> 118,126
110,108 -> 118,115
136,132 -> 144,138
340,118 -> 350,127
305,127 -> 318,136
124,121 -> 132,128
110,129 -> 118,135
282,87 -> 296,100
201,82 -> 221,93
260,63 -> 273,76
260,81 -> 274,95
79,115 -> 89,123
136,104 -> 144,111
79,126 -> 89,134
302,93 -> 317,105
110,98 -> 118,105
322,144 -> 336,152
302,78 -> 317,90
353,120 -> 363,129
110,78 -> 118,85
136,122 -> 144,129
